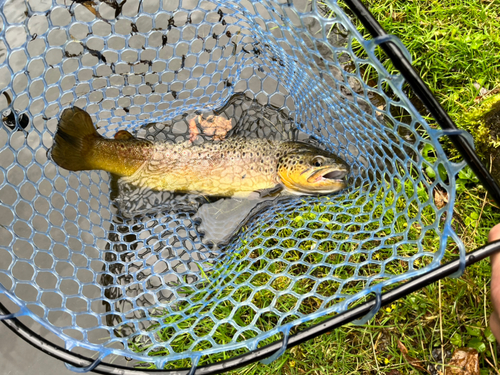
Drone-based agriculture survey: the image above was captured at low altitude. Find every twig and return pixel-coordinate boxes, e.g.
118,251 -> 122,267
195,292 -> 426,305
484,356 -> 500,375
469,190 -> 489,240
470,153 -> 495,242
484,283 -> 498,368
369,330 -> 381,373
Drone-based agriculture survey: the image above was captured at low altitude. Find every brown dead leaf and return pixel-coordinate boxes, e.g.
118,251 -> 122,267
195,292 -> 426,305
81,1 -> 100,18
397,341 -> 431,374
474,87 -> 500,103
391,12 -> 406,22
434,187 -> 449,209
444,348 -> 479,375
386,370 -> 402,375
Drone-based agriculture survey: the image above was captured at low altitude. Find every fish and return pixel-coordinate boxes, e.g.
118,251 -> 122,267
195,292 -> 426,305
51,107 -> 350,198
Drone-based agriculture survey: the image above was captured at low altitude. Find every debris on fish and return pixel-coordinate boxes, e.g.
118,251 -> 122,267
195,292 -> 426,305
188,114 -> 233,142
51,107 -> 350,198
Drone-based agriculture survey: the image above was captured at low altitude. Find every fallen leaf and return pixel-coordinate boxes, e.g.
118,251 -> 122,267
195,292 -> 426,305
398,340 -> 431,374
473,81 -> 488,97
444,348 -> 479,375
434,188 -> 449,209
81,1 -> 100,18
474,87 -> 500,103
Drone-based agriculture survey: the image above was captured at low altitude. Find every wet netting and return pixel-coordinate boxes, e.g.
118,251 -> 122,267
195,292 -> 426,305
1,0 -> 500,373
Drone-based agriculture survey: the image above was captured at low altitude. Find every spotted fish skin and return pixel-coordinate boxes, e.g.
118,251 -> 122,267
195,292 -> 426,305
123,138 -> 302,197
51,107 -> 350,197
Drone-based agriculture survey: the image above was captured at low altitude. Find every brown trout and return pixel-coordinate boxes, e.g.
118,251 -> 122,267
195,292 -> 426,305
51,107 -> 350,197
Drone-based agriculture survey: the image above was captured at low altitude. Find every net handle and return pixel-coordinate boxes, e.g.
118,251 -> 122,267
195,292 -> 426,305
342,0 -> 500,205
2,240 -> 500,374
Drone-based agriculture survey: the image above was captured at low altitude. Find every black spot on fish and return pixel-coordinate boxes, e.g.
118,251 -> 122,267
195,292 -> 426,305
242,174 -> 246,179
162,34 -> 168,46
226,31 -> 231,37
131,23 -> 138,33
217,9 -> 224,21
171,91 -> 177,99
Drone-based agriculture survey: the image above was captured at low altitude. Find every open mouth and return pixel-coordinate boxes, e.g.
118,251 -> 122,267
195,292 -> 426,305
308,168 -> 348,183
323,170 -> 348,180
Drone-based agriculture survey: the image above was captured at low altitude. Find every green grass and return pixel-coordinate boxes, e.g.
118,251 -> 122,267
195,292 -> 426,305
132,180 -> 500,373
130,1 -> 500,373
233,1 -> 500,373
341,0 -> 500,120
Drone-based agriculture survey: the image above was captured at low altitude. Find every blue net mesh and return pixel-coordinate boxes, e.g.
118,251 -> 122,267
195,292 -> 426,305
0,0 -> 465,369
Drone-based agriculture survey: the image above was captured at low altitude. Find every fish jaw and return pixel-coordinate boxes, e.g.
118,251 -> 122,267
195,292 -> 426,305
280,165 -> 348,195
305,166 -> 348,193
307,166 -> 348,184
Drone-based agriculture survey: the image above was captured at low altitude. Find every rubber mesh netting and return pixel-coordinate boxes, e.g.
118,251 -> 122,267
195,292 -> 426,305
0,0 -> 466,370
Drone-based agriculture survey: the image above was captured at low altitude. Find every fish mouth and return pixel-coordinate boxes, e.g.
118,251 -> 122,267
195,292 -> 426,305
307,167 -> 348,183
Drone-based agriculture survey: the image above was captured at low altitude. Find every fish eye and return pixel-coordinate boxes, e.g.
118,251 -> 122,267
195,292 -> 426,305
312,157 -> 324,167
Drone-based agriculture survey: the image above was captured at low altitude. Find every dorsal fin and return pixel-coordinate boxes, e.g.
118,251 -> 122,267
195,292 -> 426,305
114,130 -> 135,140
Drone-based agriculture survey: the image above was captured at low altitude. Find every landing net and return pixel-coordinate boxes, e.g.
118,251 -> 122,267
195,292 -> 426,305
0,0 -> 467,370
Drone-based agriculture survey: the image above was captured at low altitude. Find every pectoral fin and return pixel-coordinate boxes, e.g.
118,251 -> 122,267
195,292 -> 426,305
255,184 -> 284,198
230,185 -> 284,200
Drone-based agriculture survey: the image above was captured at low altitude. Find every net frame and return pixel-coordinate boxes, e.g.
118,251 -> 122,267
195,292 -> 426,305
1,0 -> 500,373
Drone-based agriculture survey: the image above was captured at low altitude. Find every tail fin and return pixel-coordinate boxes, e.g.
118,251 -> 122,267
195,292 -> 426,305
51,107 -> 103,171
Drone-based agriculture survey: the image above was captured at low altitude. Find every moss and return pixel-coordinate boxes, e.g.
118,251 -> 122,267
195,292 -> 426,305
459,92 -> 500,182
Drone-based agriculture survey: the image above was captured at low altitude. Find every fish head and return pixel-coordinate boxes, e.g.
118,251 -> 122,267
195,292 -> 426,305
277,143 -> 350,195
